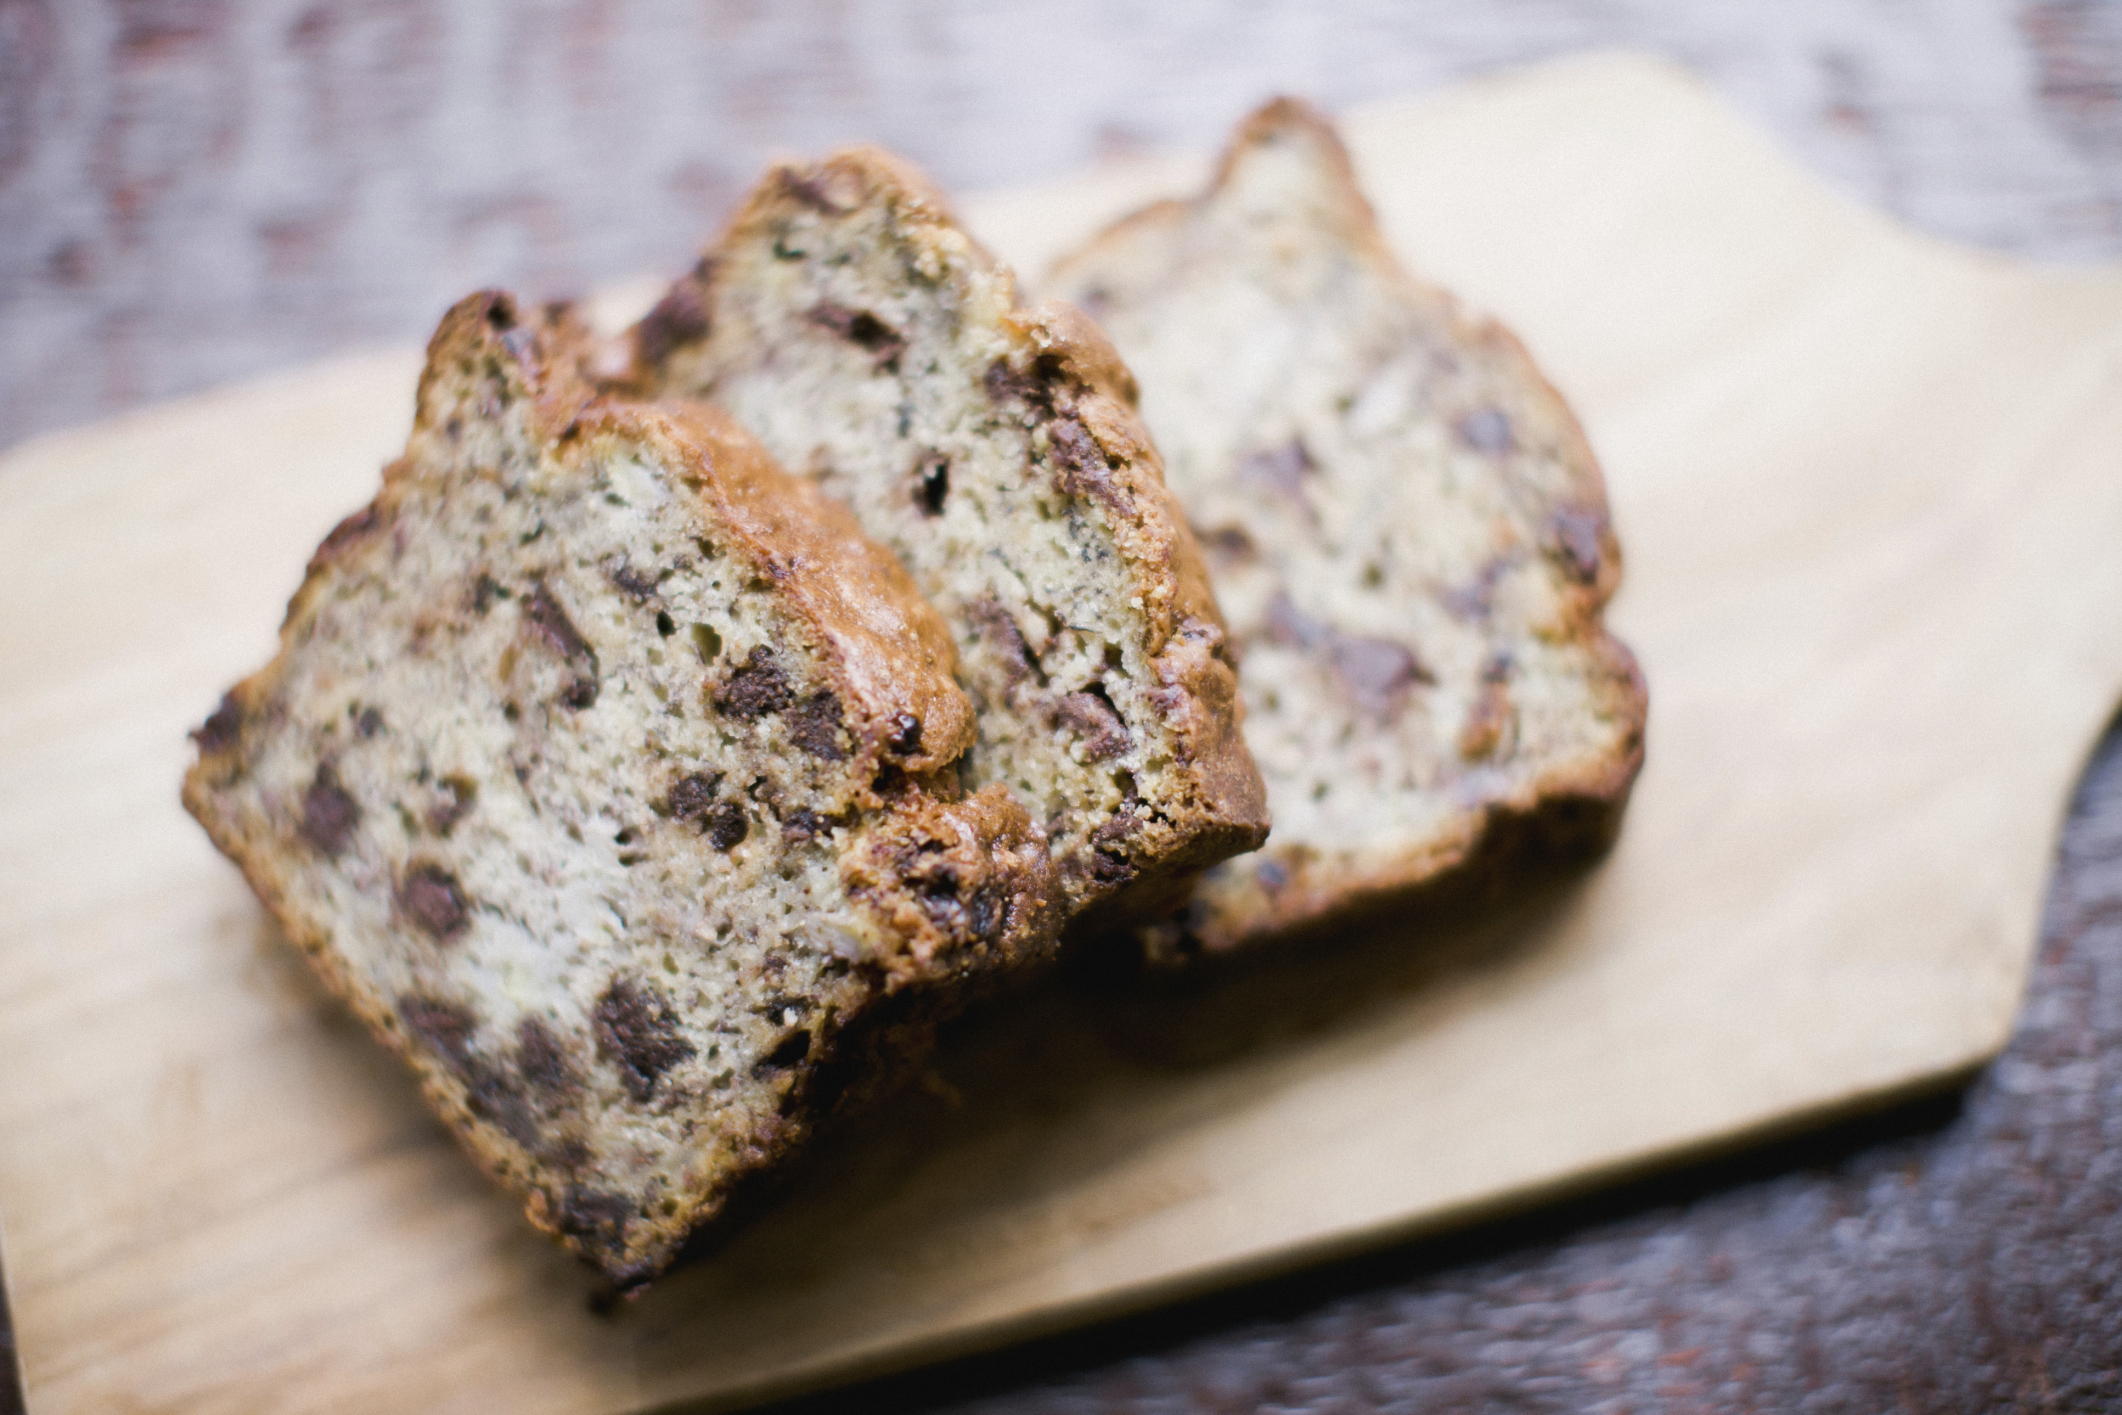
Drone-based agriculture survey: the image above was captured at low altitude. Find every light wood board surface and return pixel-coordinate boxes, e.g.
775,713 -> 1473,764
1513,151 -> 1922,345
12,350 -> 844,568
5,52 -> 2121,1414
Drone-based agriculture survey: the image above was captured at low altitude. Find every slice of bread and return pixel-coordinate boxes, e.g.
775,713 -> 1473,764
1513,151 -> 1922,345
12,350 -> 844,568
1047,99 -> 1647,961
624,150 -> 1270,932
183,292 -> 1056,1291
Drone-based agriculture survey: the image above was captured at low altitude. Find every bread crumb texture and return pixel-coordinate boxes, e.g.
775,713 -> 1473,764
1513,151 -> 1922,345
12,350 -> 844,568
183,292 -> 1055,1290
1048,99 -> 1647,960
629,150 -> 1269,933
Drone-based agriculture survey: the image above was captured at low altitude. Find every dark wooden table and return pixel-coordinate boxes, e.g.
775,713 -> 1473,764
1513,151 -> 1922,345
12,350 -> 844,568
6,4 -> 2122,1411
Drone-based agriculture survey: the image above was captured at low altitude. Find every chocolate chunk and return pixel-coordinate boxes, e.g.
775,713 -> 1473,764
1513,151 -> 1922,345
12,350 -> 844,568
788,690 -> 847,761
1456,407 -> 1515,454
713,645 -> 793,720
427,775 -> 476,835
1048,417 -> 1100,475
669,771 -> 749,848
608,561 -> 659,602
1551,507 -> 1605,583
781,808 -> 841,843
469,573 -> 509,615
635,277 -> 712,366
1094,814 -> 1145,848
554,1185 -> 633,1245
1088,853 -> 1135,887
354,706 -> 384,738
300,763 -> 360,855
985,358 -> 1031,405
703,800 -> 748,852
1266,592 -> 1328,650
1057,684 -> 1131,761
967,881 -> 1007,939
1048,417 -> 1125,513
807,302 -> 905,368
1091,813 -> 1142,849
1331,634 -> 1430,716
192,690 -> 244,754
398,862 -> 470,940
898,842 -> 994,938
780,169 -> 853,214
886,712 -> 922,755
667,771 -> 725,823
594,976 -> 696,1102
546,1136 -> 591,1174
1088,814 -> 1141,886
463,1063 -> 541,1149
1203,524 -> 1257,562
398,992 -> 478,1063
523,582 -> 591,660
914,862 -> 1011,940
515,1015 -> 581,1100
1443,556 -> 1514,622
968,599 -> 1040,690
984,353 -> 1066,413
1238,438 -> 1313,498
751,1028 -> 813,1075
523,582 -> 600,708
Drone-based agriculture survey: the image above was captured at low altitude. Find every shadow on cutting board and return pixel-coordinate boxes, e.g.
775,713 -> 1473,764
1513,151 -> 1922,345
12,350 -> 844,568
616,865 -> 1599,1377
733,1085 -> 1973,1415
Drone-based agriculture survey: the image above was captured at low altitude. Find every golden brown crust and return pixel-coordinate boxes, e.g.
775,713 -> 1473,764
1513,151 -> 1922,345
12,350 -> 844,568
586,398 -> 976,778
843,781 -> 1061,989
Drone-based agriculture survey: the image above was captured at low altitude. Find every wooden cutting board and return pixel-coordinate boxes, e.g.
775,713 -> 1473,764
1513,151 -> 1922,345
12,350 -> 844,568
7,51 -> 2122,1414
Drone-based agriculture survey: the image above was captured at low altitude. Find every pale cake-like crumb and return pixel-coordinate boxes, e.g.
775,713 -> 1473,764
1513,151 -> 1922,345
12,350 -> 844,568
1048,99 -> 1647,960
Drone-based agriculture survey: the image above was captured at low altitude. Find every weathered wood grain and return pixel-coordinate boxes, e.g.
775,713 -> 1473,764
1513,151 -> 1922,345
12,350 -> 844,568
5,0 -> 2122,452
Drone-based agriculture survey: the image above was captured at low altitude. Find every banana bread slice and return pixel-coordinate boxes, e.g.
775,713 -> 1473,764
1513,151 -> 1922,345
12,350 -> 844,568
625,150 -> 1270,932
1047,99 -> 1647,960
183,291 -> 1056,1291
